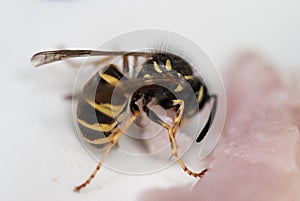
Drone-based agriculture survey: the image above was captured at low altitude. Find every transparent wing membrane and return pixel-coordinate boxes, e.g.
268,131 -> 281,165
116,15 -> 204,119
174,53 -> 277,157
31,49 -> 149,67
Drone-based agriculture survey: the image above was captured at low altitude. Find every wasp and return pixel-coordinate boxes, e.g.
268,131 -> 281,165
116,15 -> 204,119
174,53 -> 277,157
31,49 -> 217,192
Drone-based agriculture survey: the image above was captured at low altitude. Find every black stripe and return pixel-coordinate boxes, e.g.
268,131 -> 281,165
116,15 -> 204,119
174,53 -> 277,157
103,64 -> 124,80
82,65 -> 128,105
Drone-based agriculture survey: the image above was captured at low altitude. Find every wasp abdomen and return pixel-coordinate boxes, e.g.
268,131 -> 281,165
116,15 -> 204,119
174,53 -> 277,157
76,64 -> 128,144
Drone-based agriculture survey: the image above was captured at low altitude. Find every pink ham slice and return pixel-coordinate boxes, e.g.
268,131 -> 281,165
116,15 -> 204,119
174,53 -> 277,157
140,53 -> 300,201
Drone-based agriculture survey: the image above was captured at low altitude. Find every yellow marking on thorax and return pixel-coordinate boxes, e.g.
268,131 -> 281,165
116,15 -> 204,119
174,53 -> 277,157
77,118 -> 117,132
143,74 -> 151,79
144,79 -> 154,85
153,61 -> 163,73
184,75 -> 193,80
166,59 -> 172,71
174,84 -> 184,92
197,86 -> 204,103
86,99 -> 124,118
98,71 -> 119,86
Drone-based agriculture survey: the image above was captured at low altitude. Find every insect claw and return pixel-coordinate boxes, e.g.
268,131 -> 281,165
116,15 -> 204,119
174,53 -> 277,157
73,186 -> 80,193
74,184 -> 85,193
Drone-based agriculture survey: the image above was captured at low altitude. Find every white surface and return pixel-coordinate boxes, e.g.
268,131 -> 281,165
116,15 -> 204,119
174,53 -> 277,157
1,0 -> 300,201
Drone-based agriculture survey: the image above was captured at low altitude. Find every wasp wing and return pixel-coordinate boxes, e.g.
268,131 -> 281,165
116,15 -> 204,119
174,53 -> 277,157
31,49 -> 150,67
70,76 -> 183,101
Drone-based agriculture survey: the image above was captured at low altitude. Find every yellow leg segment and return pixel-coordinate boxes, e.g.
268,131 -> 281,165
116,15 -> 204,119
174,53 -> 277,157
167,127 -> 207,178
74,112 -> 139,192
171,100 -> 184,136
169,100 -> 207,177
144,100 -> 207,178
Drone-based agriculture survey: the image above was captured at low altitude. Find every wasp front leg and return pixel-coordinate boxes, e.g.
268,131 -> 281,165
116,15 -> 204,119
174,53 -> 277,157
159,99 -> 184,138
143,103 -> 207,178
170,100 -> 184,136
167,125 -> 207,178
170,99 -> 208,177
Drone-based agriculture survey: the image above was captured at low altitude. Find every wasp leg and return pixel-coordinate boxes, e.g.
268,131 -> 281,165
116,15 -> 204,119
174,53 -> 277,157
74,110 -> 140,192
158,99 -> 184,138
163,100 -> 184,160
123,55 -> 128,72
144,102 -> 207,178
170,100 -> 184,136
122,54 -> 145,75
167,126 -> 208,178
170,99 -> 207,177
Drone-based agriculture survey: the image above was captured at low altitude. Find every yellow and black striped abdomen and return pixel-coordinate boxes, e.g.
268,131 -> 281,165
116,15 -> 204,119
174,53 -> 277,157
76,64 -> 128,146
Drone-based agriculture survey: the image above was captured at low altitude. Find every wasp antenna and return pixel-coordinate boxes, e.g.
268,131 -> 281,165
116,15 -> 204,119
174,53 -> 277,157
64,92 -> 86,100
196,95 -> 217,143
64,94 -> 73,100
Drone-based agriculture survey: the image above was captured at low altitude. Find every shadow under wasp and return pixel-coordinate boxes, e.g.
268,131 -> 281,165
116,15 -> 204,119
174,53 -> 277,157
31,49 -> 217,192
